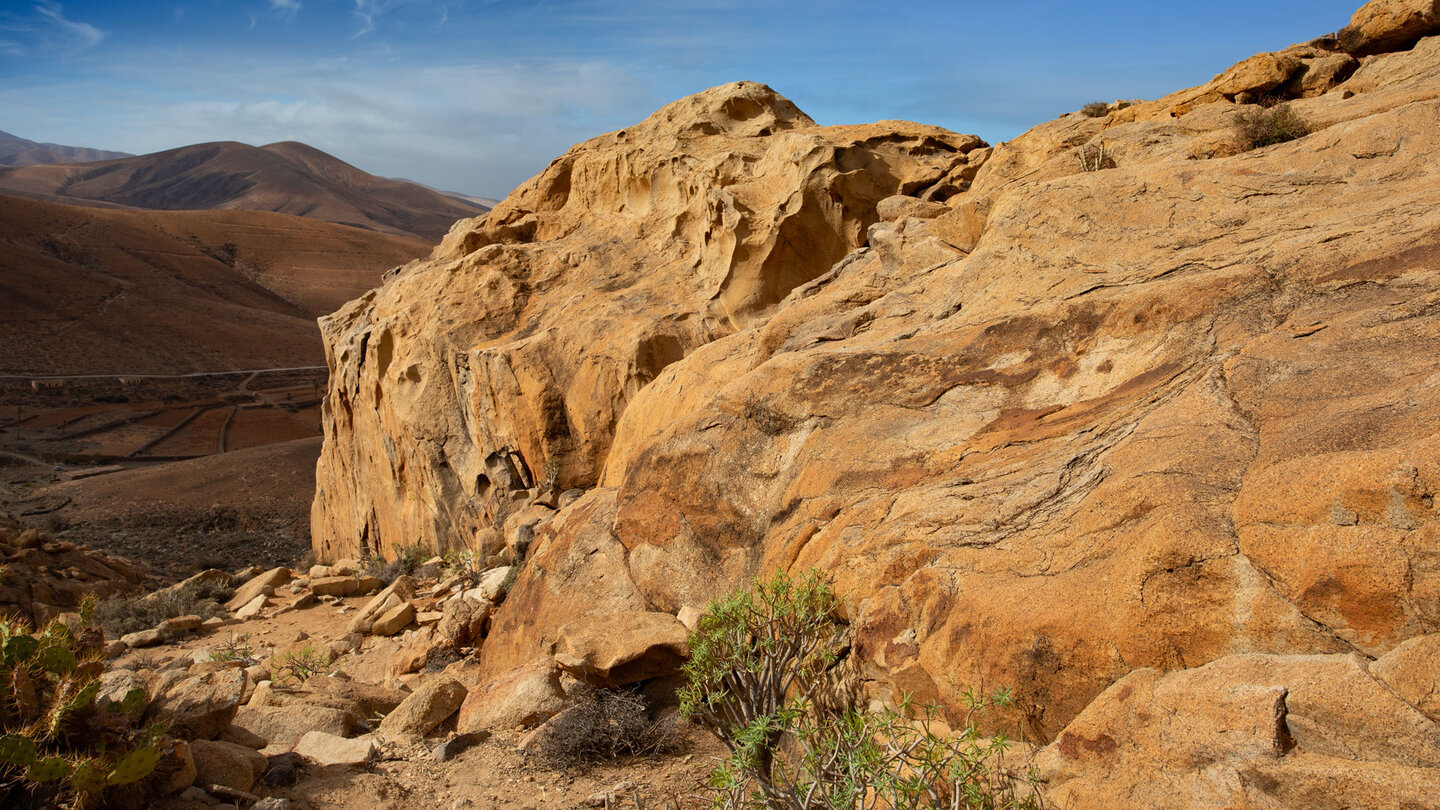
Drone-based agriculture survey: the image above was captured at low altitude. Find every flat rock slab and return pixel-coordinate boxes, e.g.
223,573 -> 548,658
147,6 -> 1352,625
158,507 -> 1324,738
555,611 -> 690,686
226,567 -> 292,611
371,601 -> 415,636
292,731 -> 377,768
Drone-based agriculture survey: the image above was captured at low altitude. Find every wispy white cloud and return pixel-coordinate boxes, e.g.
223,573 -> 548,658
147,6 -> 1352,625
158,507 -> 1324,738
351,0 -> 444,37
269,0 -> 302,22
1,51 -> 654,195
33,1 -> 104,49
0,1 -> 105,55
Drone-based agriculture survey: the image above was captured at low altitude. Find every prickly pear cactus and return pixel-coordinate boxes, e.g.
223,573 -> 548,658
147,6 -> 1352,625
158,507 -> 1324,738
0,733 -> 37,767
0,589 -> 170,806
69,758 -> 108,795
24,755 -> 71,783
106,742 -> 163,786
112,686 -> 148,715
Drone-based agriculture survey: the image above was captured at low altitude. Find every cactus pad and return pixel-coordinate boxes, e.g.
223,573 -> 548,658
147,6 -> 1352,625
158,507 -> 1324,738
70,758 -> 109,794
34,644 -> 77,673
106,745 -> 161,786
25,755 -> 71,782
114,686 -> 148,714
0,733 -> 37,766
3,635 -> 38,664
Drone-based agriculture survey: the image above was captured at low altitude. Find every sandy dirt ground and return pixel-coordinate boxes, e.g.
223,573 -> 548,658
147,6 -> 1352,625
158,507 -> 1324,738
127,586 -> 724,810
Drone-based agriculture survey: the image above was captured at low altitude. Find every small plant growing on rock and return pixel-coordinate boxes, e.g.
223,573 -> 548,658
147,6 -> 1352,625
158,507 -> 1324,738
269,645 -> 327,687
1233,104 -> 1310,150
496,544 -> 525,601
443,548 -> 484,577
1080,101 -> 1110,118
209,633 -> 259,667
680,570 -> 1042,810
1075,142 -> 1113,172
0,588 -> 166,809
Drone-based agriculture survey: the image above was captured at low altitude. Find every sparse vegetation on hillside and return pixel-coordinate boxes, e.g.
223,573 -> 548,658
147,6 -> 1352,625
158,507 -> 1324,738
92,577 -> 232,638
1233,104 -> 1310,150
680,570 -> 1042,809
1080,101 -> 1110,118
0,588 -> 166,809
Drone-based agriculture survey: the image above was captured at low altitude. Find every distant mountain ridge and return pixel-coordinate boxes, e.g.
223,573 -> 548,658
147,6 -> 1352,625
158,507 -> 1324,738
0,139 -> 485,240
0,193 -> 431,375
0,130 -> 132,167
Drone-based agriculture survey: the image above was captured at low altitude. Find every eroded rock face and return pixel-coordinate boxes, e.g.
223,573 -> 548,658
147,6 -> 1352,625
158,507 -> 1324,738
1340,0 -> 1440,55
1036,651 -> 1440,807
316,13 -> 1440,761
311,81 -> 982,562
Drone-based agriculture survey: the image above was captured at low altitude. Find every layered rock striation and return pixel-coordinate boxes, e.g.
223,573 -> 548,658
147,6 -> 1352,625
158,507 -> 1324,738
316,2 -> 1440,802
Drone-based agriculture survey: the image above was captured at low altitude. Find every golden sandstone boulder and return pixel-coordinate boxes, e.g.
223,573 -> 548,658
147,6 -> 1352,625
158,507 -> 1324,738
1340,0 -> 1440,55
1035,650 -> 1440,806
316,5 -> 1440,802
311,81 -> 981,562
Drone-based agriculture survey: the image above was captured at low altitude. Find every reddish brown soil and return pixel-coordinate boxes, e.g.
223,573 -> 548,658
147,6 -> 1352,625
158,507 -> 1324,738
1,375 -> 325,581
0,194 -> 432,375
9,438 -> 323,583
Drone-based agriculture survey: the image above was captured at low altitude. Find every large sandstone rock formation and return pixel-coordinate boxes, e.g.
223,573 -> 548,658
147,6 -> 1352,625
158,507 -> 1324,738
316,1 -> 1440,799
312,82 -> 982,559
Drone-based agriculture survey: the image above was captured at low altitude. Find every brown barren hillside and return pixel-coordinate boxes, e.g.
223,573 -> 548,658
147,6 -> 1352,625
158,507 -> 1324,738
311,1 -> 1440,805
0,194 -> 429,374
0,139 -> 483,240
0,129 -> 132,167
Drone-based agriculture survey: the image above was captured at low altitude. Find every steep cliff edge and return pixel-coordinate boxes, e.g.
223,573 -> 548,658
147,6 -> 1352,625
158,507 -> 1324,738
316,3 -> 1440,804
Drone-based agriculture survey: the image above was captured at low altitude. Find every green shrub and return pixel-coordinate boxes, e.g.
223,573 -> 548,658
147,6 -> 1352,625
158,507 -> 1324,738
680,570 -> 1042,810
92,578 -> 233,638
0,586 -> 166,809
363,543 -> 428,585
1233,104 -> 1309,150
269,645 -> 327,687
1080,101 -> 1110,118
535,686 -> 679,770
209,633 -> 259,667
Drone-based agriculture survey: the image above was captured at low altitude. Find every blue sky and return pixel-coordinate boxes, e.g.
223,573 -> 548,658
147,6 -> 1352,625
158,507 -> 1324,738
1,0 -> 1361,198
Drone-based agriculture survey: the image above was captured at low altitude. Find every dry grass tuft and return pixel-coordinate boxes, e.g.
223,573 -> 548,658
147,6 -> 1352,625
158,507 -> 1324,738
1233,104 -> 1310,150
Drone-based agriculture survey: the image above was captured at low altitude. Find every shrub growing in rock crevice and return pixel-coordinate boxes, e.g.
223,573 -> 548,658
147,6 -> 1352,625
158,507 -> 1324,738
269,645 -> 328,687
680,569 -> 1043,810
363,543 -> 428,585
1233,104 -> 1310,150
